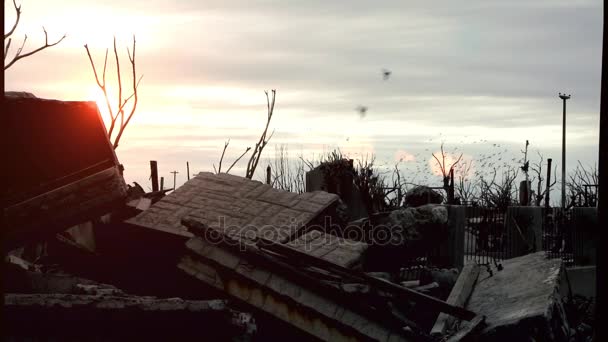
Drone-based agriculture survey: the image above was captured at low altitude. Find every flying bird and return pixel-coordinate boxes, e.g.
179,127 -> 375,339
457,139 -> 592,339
356,105 -> 368,118
382,68 -> 392,80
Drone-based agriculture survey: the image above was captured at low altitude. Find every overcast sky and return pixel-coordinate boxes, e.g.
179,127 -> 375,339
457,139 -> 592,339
5,0 -> 602,193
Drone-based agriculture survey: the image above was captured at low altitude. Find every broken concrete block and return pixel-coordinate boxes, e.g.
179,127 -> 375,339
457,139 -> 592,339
464,252 -> 570,341
127,172 -> 340,243
286,230 -> 369,268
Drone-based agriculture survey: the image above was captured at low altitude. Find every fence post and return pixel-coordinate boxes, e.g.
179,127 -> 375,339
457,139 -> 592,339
150,160 -> 159,192
266,165 -> 271,185
160,177 -> 164,191
446,205 -> 465,271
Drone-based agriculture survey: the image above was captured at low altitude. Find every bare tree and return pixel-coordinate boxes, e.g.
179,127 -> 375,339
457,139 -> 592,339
454,160 -> 477,204
268,144 -> 306,194
477,166 -> 519,210
566,161 -> 599,207
4,0 -> 67,70
246,90 -> 276,179
214,90 -> 276,178
84,36 -> 143,149
530,152 -> 557,206
432,142 -> 463,188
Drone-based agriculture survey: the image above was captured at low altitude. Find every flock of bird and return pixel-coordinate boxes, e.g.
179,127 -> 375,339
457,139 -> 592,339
345,66 -> 528,189
355,68 -> 392,118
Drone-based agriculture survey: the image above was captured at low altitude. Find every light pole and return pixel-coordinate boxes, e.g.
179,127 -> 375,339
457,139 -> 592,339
559,92 -> 571,209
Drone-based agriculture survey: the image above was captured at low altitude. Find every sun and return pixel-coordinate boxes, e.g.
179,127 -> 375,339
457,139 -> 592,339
428,152 -> 461,177
87,87 -> 113,128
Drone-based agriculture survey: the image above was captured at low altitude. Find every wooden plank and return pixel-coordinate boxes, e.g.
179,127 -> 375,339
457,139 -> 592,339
430,263 -> 481,336
3,166 -> 127,248
256,235 -> 477,321
179,241 -> 411,342
184,217 -> 477,322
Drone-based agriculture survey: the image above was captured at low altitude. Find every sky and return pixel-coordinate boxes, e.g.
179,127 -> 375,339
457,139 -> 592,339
4,0 -> 603,198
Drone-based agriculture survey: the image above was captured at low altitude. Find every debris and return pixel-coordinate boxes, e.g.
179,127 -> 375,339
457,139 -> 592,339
4,293 -> 255,341
431,263 -> 480,336
404,186 -> 444,207
445,315 -> 486,342
126,172 -> 341,242
286,229 -> 369,269
4,96 -> 127,249
463,252 -> 571,341
178,227 -> 412,341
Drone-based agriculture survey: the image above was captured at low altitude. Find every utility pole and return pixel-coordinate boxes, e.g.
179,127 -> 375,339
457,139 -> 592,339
545,158 -> 552,208
171,170 -> 179,190
558,93 -> 571,209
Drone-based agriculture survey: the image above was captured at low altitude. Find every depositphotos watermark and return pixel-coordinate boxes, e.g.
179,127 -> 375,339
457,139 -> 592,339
199,216 -> 408,251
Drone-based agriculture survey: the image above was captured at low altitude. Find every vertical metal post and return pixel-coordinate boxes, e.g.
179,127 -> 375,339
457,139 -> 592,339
597,2 -> 608,335
559,93 -> 571,209
187,162 -> 190,181
545,158 -> 552,208
160,177 -> 164,191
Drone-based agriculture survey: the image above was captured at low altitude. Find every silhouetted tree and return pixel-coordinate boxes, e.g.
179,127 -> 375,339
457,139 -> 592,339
4,0 -> 66,70
215,90 -> 276,179
530,152 -> 557,206
85,36 -> 143,149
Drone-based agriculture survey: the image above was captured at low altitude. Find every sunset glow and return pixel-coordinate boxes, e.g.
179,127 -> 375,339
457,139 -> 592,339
4,0 -> 600,191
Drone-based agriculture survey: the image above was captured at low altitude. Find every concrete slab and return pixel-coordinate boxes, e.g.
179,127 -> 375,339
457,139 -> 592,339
127,172 -> 340,243
464,252 -> 570,341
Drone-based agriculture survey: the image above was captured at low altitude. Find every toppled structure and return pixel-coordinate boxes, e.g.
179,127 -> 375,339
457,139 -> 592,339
444,252 -> 570,341
3,96 -> 585,340
4,254 -> 256,341
127,172 -> 477,340
3,96 -> 127,249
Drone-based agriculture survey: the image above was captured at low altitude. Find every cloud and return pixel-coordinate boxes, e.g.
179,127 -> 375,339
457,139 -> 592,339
5,0 -> 601,187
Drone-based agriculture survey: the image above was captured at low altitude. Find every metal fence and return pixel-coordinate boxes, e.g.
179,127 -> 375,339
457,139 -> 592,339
464,205 -> 595,267
541,207 -> 575,266
464,206 -> 508,265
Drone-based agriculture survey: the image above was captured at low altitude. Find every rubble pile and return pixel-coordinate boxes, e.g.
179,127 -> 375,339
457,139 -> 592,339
2,94 -> 582,341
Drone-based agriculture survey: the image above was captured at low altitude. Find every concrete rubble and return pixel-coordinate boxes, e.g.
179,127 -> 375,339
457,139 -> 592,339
440,252 -> 572,341
2,94 -> 585,341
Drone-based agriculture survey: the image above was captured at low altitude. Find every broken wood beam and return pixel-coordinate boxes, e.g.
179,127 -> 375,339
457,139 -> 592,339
179,238 -> 414,342
431,263 -> 481,336
150,160 -> 159,192
183,217 -> 477,322
4,293 -> 255,340
256,236 -> 478,321
3,167 -> 127,250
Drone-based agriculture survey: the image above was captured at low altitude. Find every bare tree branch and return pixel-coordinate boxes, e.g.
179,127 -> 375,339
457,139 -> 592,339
85,35 -> 143,150
5,0 -> 22,39
5,26 -> 66,70
245,90 -> 276,179
217,140 -> 230,174
112,35 -> 142,149
226,147 -> 252,174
